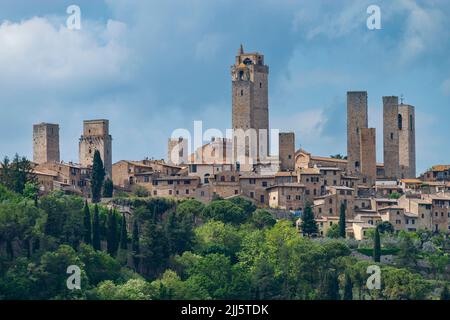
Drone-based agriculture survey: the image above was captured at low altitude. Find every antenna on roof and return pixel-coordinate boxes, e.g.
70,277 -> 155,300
400,94 -> 404,104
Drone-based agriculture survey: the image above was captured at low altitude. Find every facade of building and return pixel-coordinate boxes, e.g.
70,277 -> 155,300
33,123 -> 60,164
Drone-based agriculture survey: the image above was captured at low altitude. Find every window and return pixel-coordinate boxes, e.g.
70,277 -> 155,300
201,191 -> 205,196
231,176 -> 236,182
249,179 -> 256,185
287,195 -> 291,200
329,208 -> 332,214
169,190 -> 172,195
240,89 -> 244,96
153,190 -> 157,196
235,190 -> 238,195
262,181 -> 268,187
260,195 -> 265,203
220,176 -> 225,182
259,82 -> 262,88
398,114 -> 402,130
329,198 -> 332,204
184,180 -> 191,185
390,132 -> 394,140
288,154 -> 292,159
168,180 -> 173,185
250,192 -> 254,198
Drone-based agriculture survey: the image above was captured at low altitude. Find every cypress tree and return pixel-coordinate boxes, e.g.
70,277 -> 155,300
323,272 -> 339,300
300,204 -> 318,237
119,214 -> 128,250
373,225 -> 381,263
91,150 -> 105,203
132,219 -> 140,271
441,284 -> 450,300
103,178 -> 114,198
107,209 -> 118,256
339,202 -> 346,238
83,201 -> 92,245
92,204 -> 101,251
343,273 -> 353,300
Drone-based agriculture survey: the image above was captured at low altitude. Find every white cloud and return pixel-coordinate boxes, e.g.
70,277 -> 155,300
0,17 -> 131,100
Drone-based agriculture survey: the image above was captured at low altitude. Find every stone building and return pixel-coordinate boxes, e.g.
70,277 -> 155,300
79,119 -> 112,178
359,128 -> 376,185
278,132 -> 295,172
398,103 -> 416,179
33,123 -> 60,164
167,137 -> 189,165
383,97 -> 416,179
267,183 -> 306,211
231,45 -> 269,168
347,91 -> 368,175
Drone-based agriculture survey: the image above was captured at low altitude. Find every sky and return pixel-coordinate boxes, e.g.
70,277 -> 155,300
0,0 -> 449,175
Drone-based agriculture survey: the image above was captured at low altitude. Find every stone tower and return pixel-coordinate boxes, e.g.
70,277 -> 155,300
383,96 -> 400,179
347,91 -> 368,174
79,119 -> 112,178
279,132 -> 295,172
167,137 -> 188,165
398,104 -> 416,179
33,123 -> 60,164
359,128 -> 376,185
231,45 -> 269,167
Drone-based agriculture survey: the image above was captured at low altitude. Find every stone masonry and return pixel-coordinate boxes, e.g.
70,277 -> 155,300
33,123 -> 60,164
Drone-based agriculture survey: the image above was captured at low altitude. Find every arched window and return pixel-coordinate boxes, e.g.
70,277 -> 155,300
240,89 -> 244,96
204,174 -> 210,184
398,114 -> 402,130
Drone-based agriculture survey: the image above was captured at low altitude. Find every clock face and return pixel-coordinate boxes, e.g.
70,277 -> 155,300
243,58 -> 252,65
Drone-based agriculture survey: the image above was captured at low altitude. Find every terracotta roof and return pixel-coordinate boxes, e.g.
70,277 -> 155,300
431,165 -> 450,172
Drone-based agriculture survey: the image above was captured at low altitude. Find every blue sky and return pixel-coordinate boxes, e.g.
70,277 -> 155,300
0,0 -> 449,175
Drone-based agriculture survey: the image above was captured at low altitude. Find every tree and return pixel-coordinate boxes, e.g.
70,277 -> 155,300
83,201 -> 92,245
202,200 -> 246,225
91,150 -> 105,203
103,178 -> 114,198
326,224 -> 340,238
0,155 -> 36,194
339,203 -> 346,238
107,209 -> 119,257
377,221 -> 394,234
140,218 -> 168,277
322,271 -> 339,300
343,273 -> 353,300
373,225 -> 381,263
119,214 -> 128,250
132,219 -> 140,271
300,204 -> 318,237
441,284 -> 450,300
251,209 -> 276,229
92,204 -> 101,251
79,243 -> 121,286
388,192 -> 401,200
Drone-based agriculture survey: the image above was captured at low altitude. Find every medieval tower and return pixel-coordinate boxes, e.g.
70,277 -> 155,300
33,123 -> 60,164
398,103 -> 416,179
359,127 -> 377,185
231,45 -> 269,168
79,119 -> 112,178
347,91 -> 368,175
279,132 -> 295,172
383,96 -> 400,179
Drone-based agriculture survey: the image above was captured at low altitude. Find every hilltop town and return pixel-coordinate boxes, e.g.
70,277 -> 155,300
29,46 -> 450,240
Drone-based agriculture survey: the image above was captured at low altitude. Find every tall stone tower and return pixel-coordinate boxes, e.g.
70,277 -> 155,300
33,123 -> 60,164
279,132 -> 295,172
360,128 -> 376,185
167,137 -> 188,165
79,119 -> 112,178
347,91 -> 368,174
231,45 -> 269,167
383,96 -> 400,179
398,104 -> 416,179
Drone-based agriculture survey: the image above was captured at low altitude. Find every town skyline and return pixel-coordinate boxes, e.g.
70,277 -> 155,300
0,0 -> 449,174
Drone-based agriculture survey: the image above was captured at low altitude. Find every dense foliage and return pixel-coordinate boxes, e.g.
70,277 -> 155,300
0,181 -> 448,300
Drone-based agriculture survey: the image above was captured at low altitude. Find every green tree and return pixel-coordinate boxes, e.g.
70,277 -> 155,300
202,200 -> 246,225
103,178 -> 114,198
322,271 -> 339,300
0,155 -> 36,194
326,224 -> 340,238
132,219 -> 140,271
140,218 -> 168,277
92,204 -> 101,251
441,284 -> 450,300
373,225 -> 381,263
251,209 -> 276,229
377,221 -> 395,234
91,150 -> 105,203
343,273 -> 353,300
79,243 -> 121,286
228,197 -> 256,217
119,214 -> 128,250
107,209 -> 119,257
339,203 -> 346,238
83,201 -> 92,245
300,204 -> 318,237
388,192 -> 401,199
